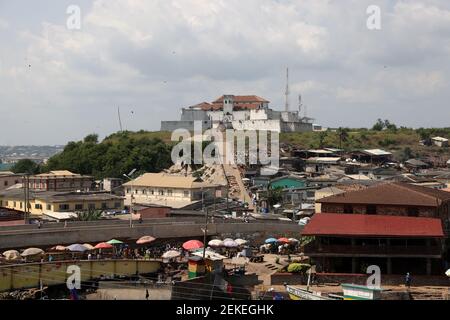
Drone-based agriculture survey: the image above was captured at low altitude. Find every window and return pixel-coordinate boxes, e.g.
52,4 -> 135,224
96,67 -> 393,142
142,189 -> 147,195
366,205 -> 377,215
46,204 -> 51,211
34,204 -> 42,210
151,189 -> 155,195
184,191 -> 190,198
101,203 -> 107,209
5,201 -> 8,207
408,207 -> 419,217
126,188 -> 131,194
167,190 -> 173,197
75,204 -> 83,210
13,202 -> 16,208
114,202 -> 121,209
59,204 -> 70,211
88,203 -> 96,210
343,205 -> 353,214
159,190 -> 164,196
4,181 -> 8,186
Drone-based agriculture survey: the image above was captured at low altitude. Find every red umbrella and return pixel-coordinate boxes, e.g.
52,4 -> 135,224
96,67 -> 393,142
182,240 -> 204,251
278,237 -> 290,244
95,242 -> 113,249
136,236 -> 156,245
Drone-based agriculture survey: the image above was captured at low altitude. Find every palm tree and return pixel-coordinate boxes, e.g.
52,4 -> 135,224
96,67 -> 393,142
337,127 -> 350,150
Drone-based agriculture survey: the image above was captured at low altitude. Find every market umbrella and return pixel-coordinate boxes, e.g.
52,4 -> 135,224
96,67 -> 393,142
162,250 -> 181,259
235,239 -> 248,246
223,239 -> 239,248
50,245 -> 67,252
83,244 -> 95,251
21,248 -> 44,257
265,238 -> 278,244
223,238 -> 234,243
446,269 -> 450,277
182,240 -> 204,251
107,239 -> 124,245
208,239 -> 224,247
95,242 -> 113,249
288,238 -> 300,244
278,237 -> 290,244
66,244 -> 88,252
3,250 -> 21,261
136,236 -> 156,245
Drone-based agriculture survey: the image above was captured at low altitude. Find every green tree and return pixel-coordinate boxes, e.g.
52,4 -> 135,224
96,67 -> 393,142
11,159 -> 40,174
372,119 -> 385,131
318,131 -> 327,148
337,127 -> 350,150
77,209 -> 103,221
267,187 -> 283,206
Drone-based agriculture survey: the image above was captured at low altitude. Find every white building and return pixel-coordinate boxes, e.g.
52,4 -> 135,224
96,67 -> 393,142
161,95 -> 315,133
432,137 -> 449,148
123,172 -> 222,209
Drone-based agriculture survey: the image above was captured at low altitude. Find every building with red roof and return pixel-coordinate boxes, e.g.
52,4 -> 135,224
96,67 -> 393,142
161,94 -> 316,133
302,213 -> 445,275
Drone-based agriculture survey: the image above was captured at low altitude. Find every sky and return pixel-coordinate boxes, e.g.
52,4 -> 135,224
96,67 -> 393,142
0,0 -> 449,145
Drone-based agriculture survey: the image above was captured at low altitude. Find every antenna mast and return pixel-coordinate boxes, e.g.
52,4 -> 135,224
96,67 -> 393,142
117,106 -> 123,132
285,67 -> 290,112
298,94 -> 303,115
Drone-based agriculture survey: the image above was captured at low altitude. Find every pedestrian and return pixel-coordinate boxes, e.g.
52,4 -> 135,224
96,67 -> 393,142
145,289 -> 150,300
37,221 -> 42,229
405,272 -> 412,289
88,253 -> 92,260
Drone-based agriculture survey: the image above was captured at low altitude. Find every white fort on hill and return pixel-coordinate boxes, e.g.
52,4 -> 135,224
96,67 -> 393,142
161,95 -> 316,133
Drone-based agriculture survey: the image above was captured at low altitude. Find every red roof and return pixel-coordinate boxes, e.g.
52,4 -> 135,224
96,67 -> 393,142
302,213 -> 444,238
212,95 -> 269,104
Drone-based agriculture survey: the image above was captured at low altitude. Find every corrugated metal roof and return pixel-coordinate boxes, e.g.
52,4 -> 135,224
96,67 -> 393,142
318,182 -> 450,207
123,173 -> 215,189
302,213 -> 444,238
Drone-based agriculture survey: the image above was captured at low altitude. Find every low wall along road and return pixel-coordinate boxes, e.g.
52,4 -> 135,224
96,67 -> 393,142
0,218 -> 304,250
0,260 -> 162,292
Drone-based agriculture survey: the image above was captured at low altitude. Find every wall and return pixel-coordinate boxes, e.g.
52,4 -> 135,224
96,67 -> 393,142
0,219 -> 304,250
232,120 -> 282,132
160,120 -> 212,132
138,207 -> 171,219
0,260 -> 162,292
1,197 -> 124,215
315,273 -> 450,287
321,203 -> 438,218
0,175 -> 22,191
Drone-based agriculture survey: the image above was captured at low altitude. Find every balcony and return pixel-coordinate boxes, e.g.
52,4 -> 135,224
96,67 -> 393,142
304,243 -> 442,258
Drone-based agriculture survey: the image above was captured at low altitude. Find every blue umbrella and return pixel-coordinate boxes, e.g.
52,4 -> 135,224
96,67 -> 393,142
265,238 -> 278,244
67,244 -> 88,252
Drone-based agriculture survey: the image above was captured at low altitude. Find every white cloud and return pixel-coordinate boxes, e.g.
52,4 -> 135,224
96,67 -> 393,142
1,0 -> 450,144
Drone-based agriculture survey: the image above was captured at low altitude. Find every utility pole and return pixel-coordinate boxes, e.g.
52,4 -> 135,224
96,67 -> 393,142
23,174 -> 30,223
123,169 -> 137,228
285,67 -> 290,112
203,208 -> 209,260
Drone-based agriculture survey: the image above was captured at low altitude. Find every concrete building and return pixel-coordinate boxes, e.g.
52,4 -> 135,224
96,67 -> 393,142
0,189 -> 124,217
161,95 -> 315,133
101,178 -> 123,193
432,136 -> 449,147
123,172 -> 222,209
0,172 -> 22,191
27,170 -> 94,192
